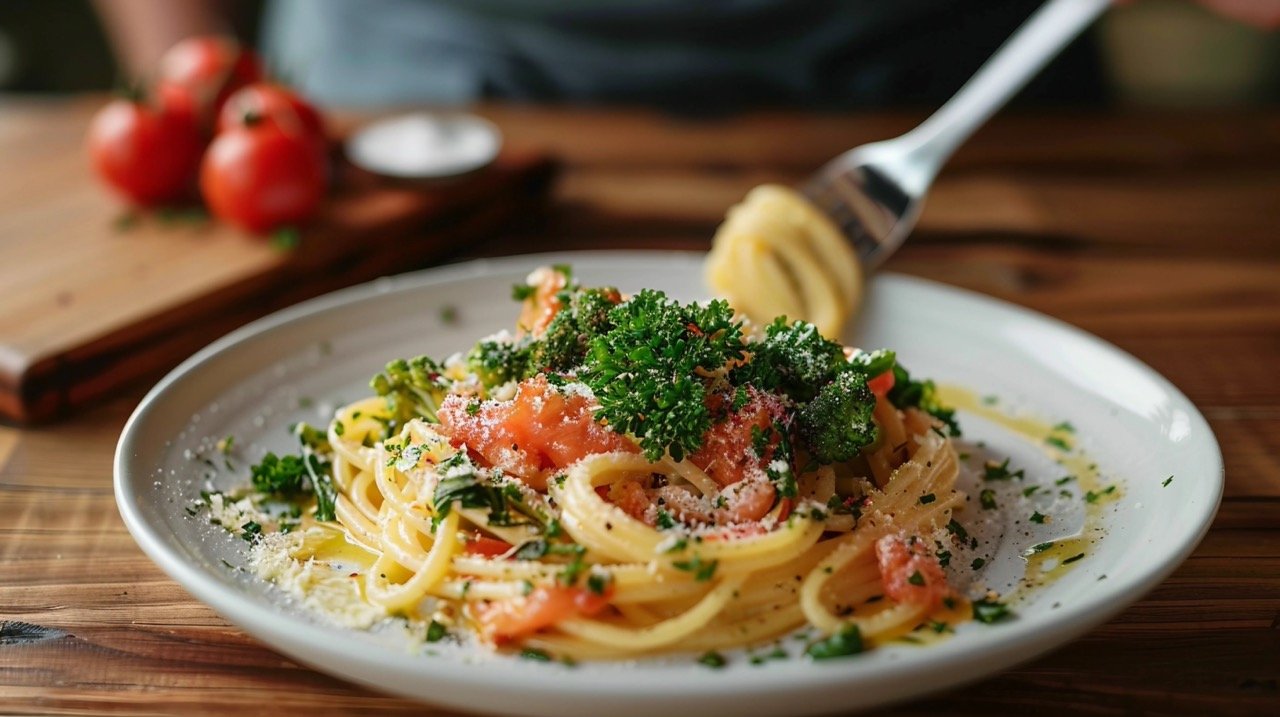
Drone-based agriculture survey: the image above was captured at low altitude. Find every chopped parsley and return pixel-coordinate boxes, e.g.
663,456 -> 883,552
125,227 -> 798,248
805,625 -> 864,660
1162,475 -> 1174,487
1085,485 -> 1117,503
1045,435 -> 1071,451
919,493 -> 936,505
946,519 -> 970,542
672,555 -> 718,581
983,458 -> 1024,481
1062,553 -> 1086,565
1030,511 -> 1047,524
425,620 -> 447,642
971,598 -> 1013,624
697,650 -> 727,668
979,489 -> 998,510
520,648 -> 553,662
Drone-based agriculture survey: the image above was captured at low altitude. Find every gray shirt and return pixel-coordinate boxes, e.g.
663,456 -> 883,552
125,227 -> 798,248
265,0 -> 1100,110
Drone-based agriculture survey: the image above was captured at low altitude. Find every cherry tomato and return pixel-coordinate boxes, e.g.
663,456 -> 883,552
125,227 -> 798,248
462,536 -> 512,558
217,83 -> 327,160
200,121 -> 325,234
158,36 -> 263,125
86,87 -> 203,206
475,585 -> 613,643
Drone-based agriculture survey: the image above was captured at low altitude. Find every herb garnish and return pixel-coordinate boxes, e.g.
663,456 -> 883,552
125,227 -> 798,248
805,625 -> 864,659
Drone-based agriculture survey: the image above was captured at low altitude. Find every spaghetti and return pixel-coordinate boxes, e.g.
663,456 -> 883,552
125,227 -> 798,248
706,185 -> 861,338
249,266 -> 967,660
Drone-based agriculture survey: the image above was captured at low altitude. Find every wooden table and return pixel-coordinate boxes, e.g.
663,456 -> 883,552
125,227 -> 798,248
2,101 -> 1278,715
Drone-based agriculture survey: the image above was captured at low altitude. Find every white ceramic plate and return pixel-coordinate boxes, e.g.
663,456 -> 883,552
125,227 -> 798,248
115,251 -> 1222,717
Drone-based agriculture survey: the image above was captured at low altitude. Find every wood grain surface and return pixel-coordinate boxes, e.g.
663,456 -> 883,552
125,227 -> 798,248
2,101 -> 1279,716
0,98 -> 557,423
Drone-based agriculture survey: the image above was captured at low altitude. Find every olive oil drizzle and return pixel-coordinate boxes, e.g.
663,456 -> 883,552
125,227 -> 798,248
937,385 -> 1120,594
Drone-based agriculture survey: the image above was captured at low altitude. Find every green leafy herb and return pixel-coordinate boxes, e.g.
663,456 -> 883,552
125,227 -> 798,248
1162,476 -> 1173,487
971,598 -> 1013,624
971,557 -> 986,570
512,283 -> 536,301
886,364 -> 960,436
1030,511 -> 1047,524
1063,553 -> 1085,565
672,555 -> 719,581
581,290 -> 747,461
1085,484 -> 1117,503
697,650 -> 727,668
426,620 -> 447,642
907,570 -> 925,586
586,572 -> 612,595
520,648 -> 552,662
250,453 -> 308,494
805,625 -> 864,660
979,489 -> 998,510
1045,435 -> 1071,451
432,453 -> 513,525
919,493 -> 936,505
983,458 -> 1024,481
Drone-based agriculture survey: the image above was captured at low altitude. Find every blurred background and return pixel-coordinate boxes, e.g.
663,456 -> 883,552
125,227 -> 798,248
1,0 -> 1276,109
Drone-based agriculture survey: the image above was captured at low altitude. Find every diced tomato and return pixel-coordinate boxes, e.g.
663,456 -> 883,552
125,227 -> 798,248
463,536 -> 512,558
690,387 -> 788,488
874,534 -> 950,610
867,370 -> 895,397
438,376 -> 637,491
475,585 -> 612,643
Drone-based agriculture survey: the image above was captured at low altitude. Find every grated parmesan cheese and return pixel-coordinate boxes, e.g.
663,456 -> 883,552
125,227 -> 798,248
249,531 -> 388,629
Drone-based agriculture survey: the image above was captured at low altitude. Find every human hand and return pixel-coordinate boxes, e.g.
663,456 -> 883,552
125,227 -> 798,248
1120,0 -> 1280,29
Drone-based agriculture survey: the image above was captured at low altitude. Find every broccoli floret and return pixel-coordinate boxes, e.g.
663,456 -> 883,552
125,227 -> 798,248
887,364 -> 960,436
796,369 -> 879,463
733,317 -> 846,402
370,355 -> 451,426
467,337 -> 534,388
530,287 -> 620,374
581,290 -> 747,461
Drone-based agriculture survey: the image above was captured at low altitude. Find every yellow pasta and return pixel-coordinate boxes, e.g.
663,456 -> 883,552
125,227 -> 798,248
706,185 -> 862,337
245,264 -> 971,662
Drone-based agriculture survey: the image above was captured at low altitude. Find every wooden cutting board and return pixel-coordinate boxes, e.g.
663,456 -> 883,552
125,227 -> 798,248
0,101 -> 559,423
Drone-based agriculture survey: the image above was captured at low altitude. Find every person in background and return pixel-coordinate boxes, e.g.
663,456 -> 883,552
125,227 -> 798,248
94,0 -> 1279,111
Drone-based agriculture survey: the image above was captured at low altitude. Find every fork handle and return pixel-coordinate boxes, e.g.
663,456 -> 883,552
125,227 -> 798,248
896,0 -> 1111,187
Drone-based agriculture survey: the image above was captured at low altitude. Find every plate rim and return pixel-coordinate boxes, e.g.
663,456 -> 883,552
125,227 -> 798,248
114,249 -> 1224,711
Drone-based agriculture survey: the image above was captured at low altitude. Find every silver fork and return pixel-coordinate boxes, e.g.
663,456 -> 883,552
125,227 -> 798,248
803,0 -> 1111,268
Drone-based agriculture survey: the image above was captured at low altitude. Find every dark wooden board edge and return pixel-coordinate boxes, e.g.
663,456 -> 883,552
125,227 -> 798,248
2,157 -> 558,424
